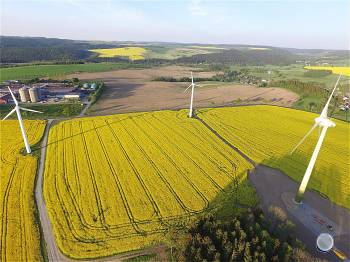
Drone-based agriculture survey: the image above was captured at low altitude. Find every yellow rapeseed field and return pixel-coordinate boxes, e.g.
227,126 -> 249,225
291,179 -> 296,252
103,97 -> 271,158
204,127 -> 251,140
199,105 -> 349,209
89,47 -> 147,60
305,66 -> 350,76
43,110 -> 255,259
249,47 -> 271,50
0,120 -> 46,262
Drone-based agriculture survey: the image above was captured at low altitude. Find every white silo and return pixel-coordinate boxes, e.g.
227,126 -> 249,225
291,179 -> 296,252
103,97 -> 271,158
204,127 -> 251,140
29,87 -> 40,102
19,87 -> 31,102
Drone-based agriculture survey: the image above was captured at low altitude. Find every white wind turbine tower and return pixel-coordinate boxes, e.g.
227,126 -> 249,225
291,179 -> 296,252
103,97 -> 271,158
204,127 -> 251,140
291,74 -> 342,203
184,72 -> 199,118
2,87 -> 43,154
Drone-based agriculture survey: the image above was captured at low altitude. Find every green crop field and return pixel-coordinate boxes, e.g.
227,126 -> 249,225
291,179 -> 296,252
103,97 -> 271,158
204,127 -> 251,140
198,105 -> 349,209
43,110 -> 255,259
0,63 -> 146,82
144,46 -> 220,60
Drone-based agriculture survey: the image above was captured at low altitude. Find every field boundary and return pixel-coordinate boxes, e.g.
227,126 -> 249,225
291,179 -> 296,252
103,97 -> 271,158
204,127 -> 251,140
195,114 -> 256,166
84,103 -> 349,123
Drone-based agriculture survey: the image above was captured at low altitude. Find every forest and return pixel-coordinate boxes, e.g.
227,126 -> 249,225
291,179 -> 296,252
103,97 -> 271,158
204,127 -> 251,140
169,207 -> 319,262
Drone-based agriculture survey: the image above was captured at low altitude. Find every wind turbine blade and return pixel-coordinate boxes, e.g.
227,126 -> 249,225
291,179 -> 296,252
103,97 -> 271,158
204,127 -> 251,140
2,108 -> 16,120
19,107 -> 43,114
191,71 -> 194,85
183,84 -> 192,93
320,74 -> 342,118
296,126 -> 329,200
8,87 -> 18,105
318,126 -> 321,137
290,123 -> 318,154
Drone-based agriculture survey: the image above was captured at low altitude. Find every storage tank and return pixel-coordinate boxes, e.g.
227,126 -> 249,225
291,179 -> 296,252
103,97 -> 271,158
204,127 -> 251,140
91,83 -> 97,90
83,83 -> 89,88
29,87 -> 40,102
19,87 -> 30,102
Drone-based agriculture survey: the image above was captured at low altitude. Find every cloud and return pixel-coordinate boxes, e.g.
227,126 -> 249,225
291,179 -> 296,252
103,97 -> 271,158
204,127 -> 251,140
189,0 -> 207,16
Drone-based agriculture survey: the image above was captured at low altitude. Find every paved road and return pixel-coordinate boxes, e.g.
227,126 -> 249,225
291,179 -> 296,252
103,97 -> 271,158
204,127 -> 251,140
249,165 -> 350,261
79,101 -> 92,117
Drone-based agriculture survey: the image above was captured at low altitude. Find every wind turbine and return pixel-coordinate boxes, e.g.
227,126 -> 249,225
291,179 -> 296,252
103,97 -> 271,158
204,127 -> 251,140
184,72 -> 199,118
291,74 -> 342,203
2,87 -> 43,154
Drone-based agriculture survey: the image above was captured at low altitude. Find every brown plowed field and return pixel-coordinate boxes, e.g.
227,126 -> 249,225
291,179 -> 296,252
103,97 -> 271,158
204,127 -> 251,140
68,66 -> 298,115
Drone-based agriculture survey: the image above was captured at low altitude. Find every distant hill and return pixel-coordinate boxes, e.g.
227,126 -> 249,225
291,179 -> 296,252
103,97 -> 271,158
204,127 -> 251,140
0,36 -> 119,63
0,47 -> 93,63
0,36 -> 118,49
0,36 -> 348,65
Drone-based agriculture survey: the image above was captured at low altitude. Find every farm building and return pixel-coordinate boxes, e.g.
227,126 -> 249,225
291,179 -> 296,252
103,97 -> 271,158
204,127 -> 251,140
63,93 -> 81,100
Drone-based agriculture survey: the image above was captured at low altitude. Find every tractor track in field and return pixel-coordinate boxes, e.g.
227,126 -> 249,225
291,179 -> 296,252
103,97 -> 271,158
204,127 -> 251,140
125,117 -> 205,214
130,115 -> 213,209
91,120 -> 147,234
105,120 -> 164,230
195,115 -> 256,166
127,121 -> 211,213
1,160 -> 19,261
79,122 -> 110,229
117,119 -> 185,221
35,119 -> 171,261
57,122 -> 143,234
152,113 -> 239,180
141,115 -> 223,191
19,164 -> 28,262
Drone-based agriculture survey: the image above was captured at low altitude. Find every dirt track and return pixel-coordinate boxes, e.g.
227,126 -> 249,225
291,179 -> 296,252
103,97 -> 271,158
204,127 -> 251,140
67,66 -> 299,116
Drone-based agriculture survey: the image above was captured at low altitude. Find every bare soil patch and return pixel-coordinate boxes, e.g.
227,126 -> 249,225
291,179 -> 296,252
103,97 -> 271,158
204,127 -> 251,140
68,66 -> 299,116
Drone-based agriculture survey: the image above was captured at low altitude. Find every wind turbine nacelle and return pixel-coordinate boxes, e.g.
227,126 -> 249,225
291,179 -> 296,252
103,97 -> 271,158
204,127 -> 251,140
315,116 -> 336,128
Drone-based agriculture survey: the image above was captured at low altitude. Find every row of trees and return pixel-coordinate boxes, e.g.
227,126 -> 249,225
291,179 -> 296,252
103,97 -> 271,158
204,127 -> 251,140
154,70 -> 261,85
269,79 -> 326,96
88,82 -> 105,104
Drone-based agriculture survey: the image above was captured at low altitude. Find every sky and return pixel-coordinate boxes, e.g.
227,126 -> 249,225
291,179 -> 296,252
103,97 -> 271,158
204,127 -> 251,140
1,0 -> 349,50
